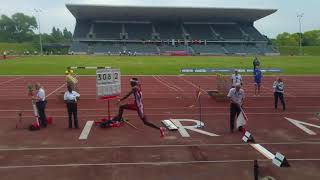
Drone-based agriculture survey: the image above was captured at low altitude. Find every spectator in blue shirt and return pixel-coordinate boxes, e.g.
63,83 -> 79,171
254,66 -> 262,96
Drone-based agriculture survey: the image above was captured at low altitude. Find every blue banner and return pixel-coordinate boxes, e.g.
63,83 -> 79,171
181,68 -> 283,73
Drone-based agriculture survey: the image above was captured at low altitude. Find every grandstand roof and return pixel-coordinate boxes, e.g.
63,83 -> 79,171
66,4 -> 277,22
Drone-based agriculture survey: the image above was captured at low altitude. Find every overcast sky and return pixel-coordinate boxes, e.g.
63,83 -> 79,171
1,0 -> 319,38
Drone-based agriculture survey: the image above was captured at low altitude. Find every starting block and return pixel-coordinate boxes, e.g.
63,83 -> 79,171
162,119 -> 178,131
272,152 -> 290,167
242,131 -> 255,143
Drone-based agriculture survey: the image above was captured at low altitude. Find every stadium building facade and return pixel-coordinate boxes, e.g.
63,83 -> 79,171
66,4 -> 279,56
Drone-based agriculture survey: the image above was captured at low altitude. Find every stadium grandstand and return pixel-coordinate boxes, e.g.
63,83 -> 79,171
66,4 -> 279,56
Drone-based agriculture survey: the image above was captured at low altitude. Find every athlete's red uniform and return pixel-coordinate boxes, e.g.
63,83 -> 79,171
126,85 -> 145,119
116,80 -> 165,137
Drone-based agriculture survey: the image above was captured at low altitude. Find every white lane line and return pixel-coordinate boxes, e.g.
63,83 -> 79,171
2,141 -> 320,151
79,121 -> 94,140
0,112 -> 315,119
2,158 -> 320,169
153,76 -> 179,92
46,83 -> 66,98
1,106 -> 319,112
288,158 -> 320,161
260,85 -> 274,94
250,144 -> 275,160
3,94 -> 320,99
0,159 -> 269,169
0,77 -> 24,85
178,76 -> 207,94
157,76 -> 184,92
286,117 -> 320,135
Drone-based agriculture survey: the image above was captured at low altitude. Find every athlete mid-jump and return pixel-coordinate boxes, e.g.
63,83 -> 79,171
115,78 -> 166,137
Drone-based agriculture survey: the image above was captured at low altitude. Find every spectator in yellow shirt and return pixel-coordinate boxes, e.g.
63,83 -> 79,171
65,67 -> 77,91
65,66 -> 74,75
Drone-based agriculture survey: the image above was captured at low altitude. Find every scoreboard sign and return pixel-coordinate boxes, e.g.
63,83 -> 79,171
96,69 -> 121,98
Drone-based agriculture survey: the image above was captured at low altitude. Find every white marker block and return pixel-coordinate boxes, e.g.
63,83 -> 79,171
79,121 -> 94,140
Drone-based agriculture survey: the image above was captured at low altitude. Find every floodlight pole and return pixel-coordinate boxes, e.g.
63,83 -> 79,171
297,13 -> 304,56
34,9 -> 43,56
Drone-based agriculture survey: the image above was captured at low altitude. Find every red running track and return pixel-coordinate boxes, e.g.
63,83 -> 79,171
0,75 -> 320,180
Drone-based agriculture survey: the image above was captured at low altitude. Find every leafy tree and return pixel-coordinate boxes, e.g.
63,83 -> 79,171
303,30 -> 320,46
275,32 -> 299,46
63,27 -> 73,41
0,15 -> 16,42
0,13 -> 37,42
48,26 -> 72,43
274,30 -> 320,47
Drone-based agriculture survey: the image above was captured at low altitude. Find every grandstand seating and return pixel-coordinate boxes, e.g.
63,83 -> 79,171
125,43 -> 159,54
191,44 -> 225,54
89,44 -> 123,54
241,25 -> 267,41
68,5 -> 278,56
155,23 -> 183,40
211,24 -> 243,40
256,44 -> 278,54
69,41 -> 88,53
73,21 -> 91,38
183,24 -> 216,40
125,23 -> 153,40
225,44 -> 247,54
246,45 -> 260,54
224,43 -> 277,54
94,23 -> 122,39
158,45 -> 189,53
70,22 -> 277,55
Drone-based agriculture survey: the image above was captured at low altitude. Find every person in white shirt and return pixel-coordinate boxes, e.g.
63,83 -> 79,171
227,83 -> 245,133
3,51 -> 7,60
33,83 -> 48,128
273,77 -> 286,111
231,69 -> 242,88
64,85 -> 80,129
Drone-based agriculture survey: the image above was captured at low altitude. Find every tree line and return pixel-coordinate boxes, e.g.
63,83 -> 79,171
0,13 -> 72,44
273,30 -> 320,46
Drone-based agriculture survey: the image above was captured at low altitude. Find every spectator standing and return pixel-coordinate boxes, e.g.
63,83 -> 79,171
254,66 -> 263,96
253,56 -> 260,70
65,66 -> 78,91
227,83 -> 245,133
231,69 -> 242,88
64,85 -> 80,129
33,83 -> 48,128
3,51 -> 7,59
273,77 -> 286,111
